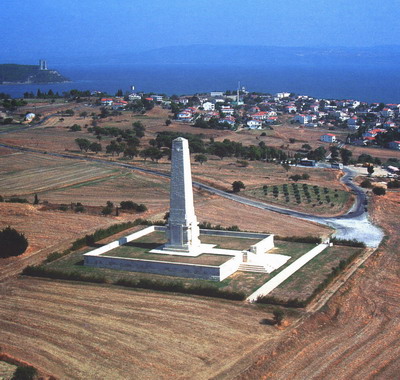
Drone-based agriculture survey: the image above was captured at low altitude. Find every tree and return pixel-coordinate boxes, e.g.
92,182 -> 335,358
89,142 -> 102,154
133,121 -> 146,138
0,226 -> 28,258
340,148 -> 353,165
273,309 -> 284,326
79,111 -> 88,119
75,138 -> 91,152
124,146 -> 138,159
33,193 -> 39,205
165,119 -> 172,126
12,365 -> 37,380
372,187 -> 386,196
195,154 -> 208,165
232,181 -> 245,193
367,165 -> 375,177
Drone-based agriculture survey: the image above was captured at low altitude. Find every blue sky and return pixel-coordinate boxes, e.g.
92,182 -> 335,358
1,0 -> 399,62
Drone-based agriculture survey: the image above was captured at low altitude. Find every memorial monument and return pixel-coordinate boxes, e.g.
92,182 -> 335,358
163,137 -> 202,254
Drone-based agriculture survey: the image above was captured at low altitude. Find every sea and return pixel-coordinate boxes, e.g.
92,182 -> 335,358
1,63 -> 400,104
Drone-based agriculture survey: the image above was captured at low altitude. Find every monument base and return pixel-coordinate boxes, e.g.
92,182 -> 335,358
150,243 -> 216,257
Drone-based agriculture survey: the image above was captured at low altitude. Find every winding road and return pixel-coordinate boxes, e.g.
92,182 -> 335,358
0,139 -> 384,247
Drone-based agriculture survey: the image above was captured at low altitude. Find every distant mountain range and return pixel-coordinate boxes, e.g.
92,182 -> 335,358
85,45 -> 400,66
0,64 -> 69,84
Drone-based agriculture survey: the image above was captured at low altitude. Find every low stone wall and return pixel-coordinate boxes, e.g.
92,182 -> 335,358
249,235 -> 275,255
84,255 -> 233,281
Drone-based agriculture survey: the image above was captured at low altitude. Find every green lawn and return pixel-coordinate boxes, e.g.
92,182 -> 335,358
269,245 -> 364,302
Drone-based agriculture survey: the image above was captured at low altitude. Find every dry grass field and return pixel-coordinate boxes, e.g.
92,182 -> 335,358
0,278 -> 280,380
237,191 -> 400,380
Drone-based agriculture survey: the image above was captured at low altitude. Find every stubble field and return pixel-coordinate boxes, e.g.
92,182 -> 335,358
0,278 -> 279,380
237,191 -> 400,380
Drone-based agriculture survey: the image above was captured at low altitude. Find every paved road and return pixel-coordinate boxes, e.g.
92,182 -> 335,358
0,142 -> 383,247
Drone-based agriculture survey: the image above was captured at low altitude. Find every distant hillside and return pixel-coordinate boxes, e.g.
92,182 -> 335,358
0,64 -> 69,84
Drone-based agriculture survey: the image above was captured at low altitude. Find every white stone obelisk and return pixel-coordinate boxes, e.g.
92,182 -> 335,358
164,137 -> 201,254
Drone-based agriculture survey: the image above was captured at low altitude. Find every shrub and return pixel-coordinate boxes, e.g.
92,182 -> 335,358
0,226 -> 28,258
372,187 -> 386,196
58,204 -> 68,211
387,180 -> 400,188
331,237 -> 366,247
6,197 -> 28,204
360,179 -> 372,188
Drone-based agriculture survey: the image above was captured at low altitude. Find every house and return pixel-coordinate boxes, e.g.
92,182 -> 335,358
248,106 -> 260,114
220,106 -> 234,116
101,98 -> 113,106
347,116 -> 359,129
362,129 -> 386,138
247,120 -> 263,129
285,105 -> 297,113
266,116 -> 278,124
276,92 -> 291,99
220,117 -> 235,127
112,101 -> 128,110
178,97 -> 189,105
388,141 -> 400,150
128,93 -> 141,101
384,122 -> 396,128
151,95 -> 163,102
202,102 -> 215,111
381,108 -> 394,118
177,111 -> 193,121
293,114 -> 312,124
251,111 -> 268,120
320,133 -> 337,143
210,91 -> 224,97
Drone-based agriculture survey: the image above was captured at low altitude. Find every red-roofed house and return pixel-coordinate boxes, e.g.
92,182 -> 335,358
101,98 -> 113,106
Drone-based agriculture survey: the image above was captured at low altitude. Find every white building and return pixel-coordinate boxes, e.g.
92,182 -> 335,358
320,133 -> 337,143
293,114 -> 312,124
276,92 -> 291,99
247,120 -> 263,129
202,102 -> 215,111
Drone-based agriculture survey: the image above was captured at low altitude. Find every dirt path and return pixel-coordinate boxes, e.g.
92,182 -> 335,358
235,192 -> 400,380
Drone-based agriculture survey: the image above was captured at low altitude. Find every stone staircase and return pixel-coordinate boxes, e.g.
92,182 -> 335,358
238,263 -> 269,273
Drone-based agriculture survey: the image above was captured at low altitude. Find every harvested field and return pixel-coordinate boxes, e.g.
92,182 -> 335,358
237,191 -> 400,380
0,150 -> 170,211
0,278 -> 278,380
0,202 -> 137,282
194,195 -> 332,237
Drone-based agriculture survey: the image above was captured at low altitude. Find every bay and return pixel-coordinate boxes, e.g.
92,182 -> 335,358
1,63 -> 399,104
